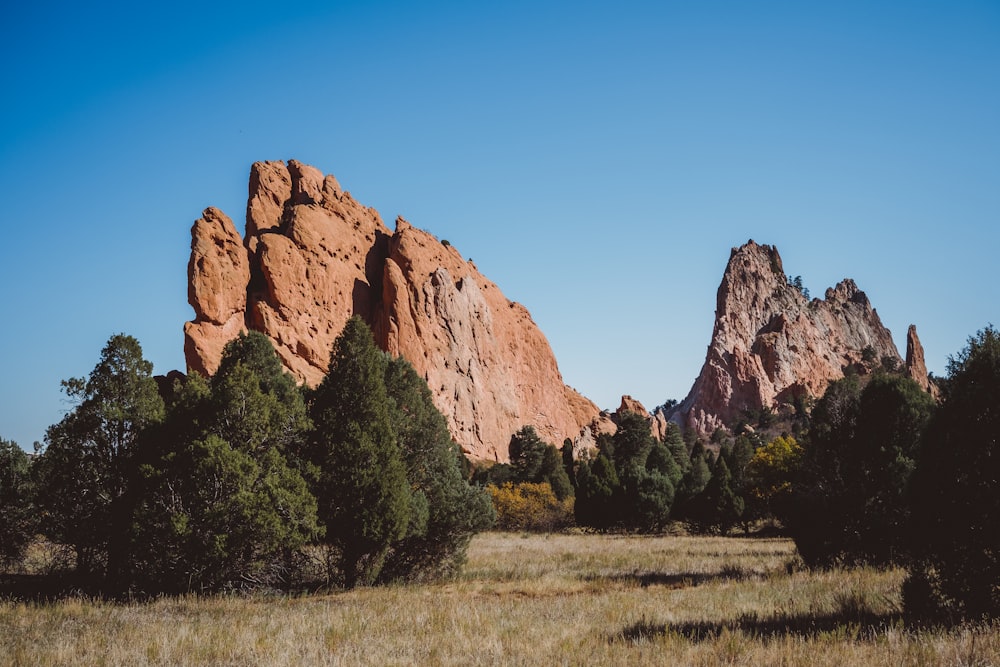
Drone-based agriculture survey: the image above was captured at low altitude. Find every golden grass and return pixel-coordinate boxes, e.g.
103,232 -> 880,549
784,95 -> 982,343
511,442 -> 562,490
2,532 -> 999,666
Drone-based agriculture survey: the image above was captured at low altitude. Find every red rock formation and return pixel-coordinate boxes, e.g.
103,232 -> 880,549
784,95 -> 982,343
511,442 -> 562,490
678,240 -> 908,435
185,160 -> 599,461
373,217 -> 597,460
906,324 -> 939,397
617,395 -> 648,417
183,207 -> 250,377
615,395 -> 669,440
571,396 -> 673,455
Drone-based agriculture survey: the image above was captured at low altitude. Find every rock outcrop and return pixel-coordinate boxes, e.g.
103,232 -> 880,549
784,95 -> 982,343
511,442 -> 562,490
185,160 -> 599,461
183,207 -> 250,378
614,395 -> 671,440
906,324 -> 939,398
676,240 -> 918,435
571,396 -> 675,456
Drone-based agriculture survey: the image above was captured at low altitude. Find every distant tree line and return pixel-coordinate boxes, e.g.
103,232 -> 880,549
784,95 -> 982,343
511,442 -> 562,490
0,317 -> 493,594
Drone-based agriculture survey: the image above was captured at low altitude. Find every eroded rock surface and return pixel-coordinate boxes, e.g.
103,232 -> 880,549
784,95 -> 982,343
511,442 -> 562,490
183,207 -> 250,377
677,240 -> 915,435
906,324 -> 939,398
185,160 -> 599,460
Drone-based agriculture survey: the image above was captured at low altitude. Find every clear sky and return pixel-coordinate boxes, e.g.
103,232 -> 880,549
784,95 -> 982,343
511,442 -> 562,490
1,0 -> 997,450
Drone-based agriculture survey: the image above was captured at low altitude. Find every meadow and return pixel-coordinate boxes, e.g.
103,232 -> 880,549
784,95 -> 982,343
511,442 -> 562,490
2,532 -> 999,666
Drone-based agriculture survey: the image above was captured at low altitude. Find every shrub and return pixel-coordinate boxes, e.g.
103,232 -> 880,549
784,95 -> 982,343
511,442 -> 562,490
487,482 -> 573,532
745,434 -> 802,517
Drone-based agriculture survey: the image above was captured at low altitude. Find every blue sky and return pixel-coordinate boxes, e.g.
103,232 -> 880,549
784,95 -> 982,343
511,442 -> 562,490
1,0 -> 997,449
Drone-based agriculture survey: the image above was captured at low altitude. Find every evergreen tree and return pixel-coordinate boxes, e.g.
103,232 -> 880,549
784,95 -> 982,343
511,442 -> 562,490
629,469 -> 675,532
723,436 -> 754,494
612,411 -> 655,473
574,454 -> 619,529
722,435 -> 756,532
663,423 -> 690,475
208,331 -> 311,461
308,317 -> 411,587
508,426 -> 547,483
694,457 -> 744,534
539,444 -> 574,501
561,439 -> 576,490
646,441 -> 682,488
675,443 -> 711,519
34,334 -> 164,578
378,356 -> 494,582
906,327 -> 1000,621
504,426 -> 573,500
788,373 -> 934,567
133,433 -> 319,593
612,440 -> 678,532
132,333 -> 320,592
0,439 -> 35,568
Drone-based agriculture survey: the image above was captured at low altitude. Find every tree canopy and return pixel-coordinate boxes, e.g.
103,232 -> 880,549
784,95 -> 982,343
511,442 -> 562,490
0,438 -> 35,568
33,334 -> 165,578
786,373 -> 935,567
906,326 -> 1000,620
308,316 -> 492,587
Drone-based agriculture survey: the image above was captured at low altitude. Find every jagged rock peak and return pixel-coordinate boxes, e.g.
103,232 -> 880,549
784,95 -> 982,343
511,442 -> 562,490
618,395 -> 650,416
185,160 -> 599,461
906,324 -> 939,397
677,240 -> 903,435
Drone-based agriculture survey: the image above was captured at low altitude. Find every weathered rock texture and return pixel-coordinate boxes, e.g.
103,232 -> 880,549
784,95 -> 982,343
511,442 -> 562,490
185,160 -> 599,461
184,207 -> 250,378
676,240 -> 930,435
906,324 -> 938,397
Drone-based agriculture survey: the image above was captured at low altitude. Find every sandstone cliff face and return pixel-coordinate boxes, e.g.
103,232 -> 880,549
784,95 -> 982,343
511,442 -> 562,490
185,160 -> 599,461
677,240 -> 912,435
373,218 -> 598,460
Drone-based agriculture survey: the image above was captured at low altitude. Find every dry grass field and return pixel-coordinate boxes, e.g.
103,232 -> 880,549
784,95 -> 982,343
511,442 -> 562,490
2,532 -> 999,666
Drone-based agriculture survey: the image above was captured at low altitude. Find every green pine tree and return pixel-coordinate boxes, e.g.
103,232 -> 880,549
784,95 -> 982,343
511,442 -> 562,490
574,453 -> 620,529
540,444 -> 574,501
308,317 -> 411,588
34,334 -> 164,579
132,332 -> 320,592
906,326 -> 1000,621
378,355 -> 494,582
508,426 -> 547,483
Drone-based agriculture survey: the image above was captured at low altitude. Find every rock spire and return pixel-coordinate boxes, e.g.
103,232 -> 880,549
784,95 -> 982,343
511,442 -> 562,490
675,240 -> 922,435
